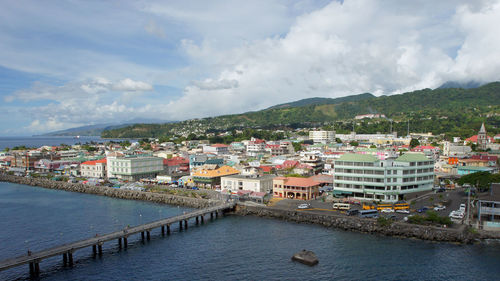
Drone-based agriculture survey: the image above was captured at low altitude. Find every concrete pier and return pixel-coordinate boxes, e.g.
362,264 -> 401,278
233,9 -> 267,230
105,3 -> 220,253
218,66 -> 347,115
0,203 -> 235,276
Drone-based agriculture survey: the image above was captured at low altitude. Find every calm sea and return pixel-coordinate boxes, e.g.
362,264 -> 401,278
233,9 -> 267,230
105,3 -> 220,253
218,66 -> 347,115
0,136 -> 134,151
0,182 -> 499,281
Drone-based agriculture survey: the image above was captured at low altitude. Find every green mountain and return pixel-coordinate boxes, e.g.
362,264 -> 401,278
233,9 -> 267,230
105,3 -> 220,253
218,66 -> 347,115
102,82 -> 500,139
267,93 -> 374,109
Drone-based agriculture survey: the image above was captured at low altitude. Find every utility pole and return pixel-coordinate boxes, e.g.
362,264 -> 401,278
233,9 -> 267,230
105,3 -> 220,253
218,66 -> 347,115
467,185 -> 471,226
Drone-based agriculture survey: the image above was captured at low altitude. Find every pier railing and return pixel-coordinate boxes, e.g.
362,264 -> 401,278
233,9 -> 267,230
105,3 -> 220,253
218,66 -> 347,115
0,202 -> 235,276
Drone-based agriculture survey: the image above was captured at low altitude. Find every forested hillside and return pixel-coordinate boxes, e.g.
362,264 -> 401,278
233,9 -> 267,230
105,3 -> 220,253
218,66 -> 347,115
102,82 -> 500,139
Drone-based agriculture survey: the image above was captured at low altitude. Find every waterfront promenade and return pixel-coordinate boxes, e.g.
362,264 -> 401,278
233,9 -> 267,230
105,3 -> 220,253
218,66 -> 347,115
0,202 -> 235,276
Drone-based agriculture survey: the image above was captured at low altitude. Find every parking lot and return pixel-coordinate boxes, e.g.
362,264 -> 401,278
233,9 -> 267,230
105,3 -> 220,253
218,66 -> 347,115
271,188 -> 469,227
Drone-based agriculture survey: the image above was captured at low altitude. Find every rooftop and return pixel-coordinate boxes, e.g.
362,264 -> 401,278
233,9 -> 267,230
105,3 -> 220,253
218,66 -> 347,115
395,153 -> 429,162
336,153 -> 378,162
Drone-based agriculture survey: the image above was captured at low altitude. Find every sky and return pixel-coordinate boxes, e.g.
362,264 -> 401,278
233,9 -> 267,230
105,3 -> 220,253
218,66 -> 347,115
1,0 -> 500,136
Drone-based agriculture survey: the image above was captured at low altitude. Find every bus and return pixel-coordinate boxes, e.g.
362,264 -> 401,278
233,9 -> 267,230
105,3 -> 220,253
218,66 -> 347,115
376,204 -> 393,211
362,203 -> 376,210
333,203 -> 351,210
394,202 -> 410,210
359,209 -> 378,218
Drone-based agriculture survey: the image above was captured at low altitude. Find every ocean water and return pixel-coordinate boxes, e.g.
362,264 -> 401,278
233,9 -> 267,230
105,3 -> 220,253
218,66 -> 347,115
0,136 -> 134,151
0,182 -> 499,281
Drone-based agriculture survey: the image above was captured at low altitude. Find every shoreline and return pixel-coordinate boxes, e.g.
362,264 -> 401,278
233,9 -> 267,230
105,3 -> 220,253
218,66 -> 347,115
2,173 -> 499,244
232,204 -> 500,244
0,173 -> 219,209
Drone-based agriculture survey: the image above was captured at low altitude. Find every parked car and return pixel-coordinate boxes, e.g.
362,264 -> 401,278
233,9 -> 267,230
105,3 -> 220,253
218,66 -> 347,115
449,211 -> 464,219
381,208 -> 394,213
396,209 -> 410,214
298,203 -> 311,209
434,205 -> 446,211
459,203 -> 466,212
417,207 -> 429,213
346,209 -> 359,216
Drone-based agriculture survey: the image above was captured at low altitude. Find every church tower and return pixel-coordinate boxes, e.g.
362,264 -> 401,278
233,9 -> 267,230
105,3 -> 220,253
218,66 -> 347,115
477,123 -> 488,150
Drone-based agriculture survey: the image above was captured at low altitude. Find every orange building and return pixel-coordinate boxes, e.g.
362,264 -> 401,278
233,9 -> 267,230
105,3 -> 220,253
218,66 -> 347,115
192,165 -> 240,189
273,177 -> 320,200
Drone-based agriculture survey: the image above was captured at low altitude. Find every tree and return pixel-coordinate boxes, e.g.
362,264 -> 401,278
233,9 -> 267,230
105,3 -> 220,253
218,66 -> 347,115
335,138 -> 342,143
3,147 -> 9,152
292,142 -> 303,152
349,141 -> 359,147
410,138 -> 420,148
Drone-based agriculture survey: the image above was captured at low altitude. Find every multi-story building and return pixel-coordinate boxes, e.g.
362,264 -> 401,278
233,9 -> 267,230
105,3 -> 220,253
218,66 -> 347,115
309,130 -> 335,144
203,144 -> 230,155
221,174 -> 275,193
107,155 -> 163,181
192,165 -> 240,189
80,158 -> 107,178
273,176 -> 320,200
333,153 -> 434,203
246,138 -> 267,156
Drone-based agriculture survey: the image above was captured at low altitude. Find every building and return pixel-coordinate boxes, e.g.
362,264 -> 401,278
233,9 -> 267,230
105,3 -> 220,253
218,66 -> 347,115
355,114 -> 386,119
309,130 -> 335,144
192,165 -> 240,189
333,153 -> 434,203
443,141 -> 472,157
80,158 -> 107,178
478,123 -> 488,150
457,166 -> 495,175
203,144 -> 229,155
107,155 -> 163,181
273,176 -> 320,200
221,174 -> 275,193
465,123 -> 494,148
246,138 -> 266,156
477,183 -> 500,231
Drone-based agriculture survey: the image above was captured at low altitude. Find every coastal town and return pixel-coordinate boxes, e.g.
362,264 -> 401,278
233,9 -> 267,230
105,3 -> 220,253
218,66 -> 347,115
1,122 -> 499,232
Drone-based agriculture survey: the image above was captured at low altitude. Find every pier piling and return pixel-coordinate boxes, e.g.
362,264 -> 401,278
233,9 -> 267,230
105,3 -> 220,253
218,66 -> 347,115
124,237 -> 128,248
118,237 -> 122,248
63,253 -> 67,266
146,231 -> 151,241
167,224 -> 171,235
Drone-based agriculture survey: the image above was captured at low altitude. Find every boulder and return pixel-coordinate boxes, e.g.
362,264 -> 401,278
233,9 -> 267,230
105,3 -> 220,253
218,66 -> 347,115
291,250 -> 318,266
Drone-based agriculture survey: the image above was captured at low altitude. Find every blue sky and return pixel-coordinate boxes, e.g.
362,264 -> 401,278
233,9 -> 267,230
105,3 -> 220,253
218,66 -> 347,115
1,0 -> 500,135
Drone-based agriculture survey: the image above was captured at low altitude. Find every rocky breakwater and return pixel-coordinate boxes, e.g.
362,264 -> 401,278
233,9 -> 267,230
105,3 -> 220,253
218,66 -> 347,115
0,173 -> 220,209
234,204 -> 483,243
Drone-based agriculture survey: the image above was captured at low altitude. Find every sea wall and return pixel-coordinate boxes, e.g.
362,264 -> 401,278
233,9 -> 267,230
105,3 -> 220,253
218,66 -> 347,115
0,173 -> 220,209
233,204 -> 500,243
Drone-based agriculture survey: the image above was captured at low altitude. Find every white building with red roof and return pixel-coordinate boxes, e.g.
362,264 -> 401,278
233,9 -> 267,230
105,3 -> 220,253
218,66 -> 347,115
203,144 -> 229,155
80,158 -> 107,178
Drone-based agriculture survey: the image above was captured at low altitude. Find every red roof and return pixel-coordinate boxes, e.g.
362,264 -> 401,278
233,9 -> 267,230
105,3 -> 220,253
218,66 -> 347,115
266,144 -> 280,149
285,177 -> 319,187
81,158 -> 106,166
212,144 -> 229,148
465,135 -> 494,143
471,155 -> 498,161
277,177 -> 320,188
163,157 -> 189,166
259,166 -> 274,173
282,160 -> 299,168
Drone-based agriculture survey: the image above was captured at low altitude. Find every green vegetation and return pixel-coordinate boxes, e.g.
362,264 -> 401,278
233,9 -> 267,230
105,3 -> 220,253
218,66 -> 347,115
410,138 -> 420,148
377,216 -> 393,227
457,171 -> 500,192
407,211 -> 453,226
102,82 -> 500,138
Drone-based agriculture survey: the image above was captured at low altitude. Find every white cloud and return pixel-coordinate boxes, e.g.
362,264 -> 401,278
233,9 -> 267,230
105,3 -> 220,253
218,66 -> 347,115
112,78 -> 154,92
5,78 -> 153,102
160,0 -> 500,120
3,0 -> 500,135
